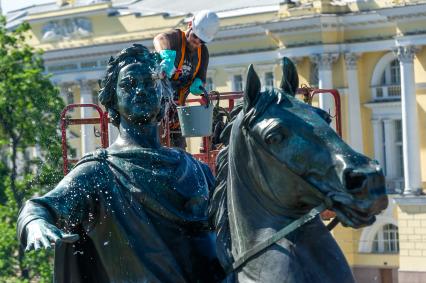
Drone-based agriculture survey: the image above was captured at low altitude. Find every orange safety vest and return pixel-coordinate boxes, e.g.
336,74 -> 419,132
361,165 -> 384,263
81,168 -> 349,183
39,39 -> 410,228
172,30 -> 202,106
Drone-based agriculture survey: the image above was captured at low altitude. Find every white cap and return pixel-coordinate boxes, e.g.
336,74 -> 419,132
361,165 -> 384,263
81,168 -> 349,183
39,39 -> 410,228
192,10 -> 219,43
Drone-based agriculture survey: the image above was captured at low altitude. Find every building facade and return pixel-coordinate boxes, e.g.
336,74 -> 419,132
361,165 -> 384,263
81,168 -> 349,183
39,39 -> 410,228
5,0 -> 426,282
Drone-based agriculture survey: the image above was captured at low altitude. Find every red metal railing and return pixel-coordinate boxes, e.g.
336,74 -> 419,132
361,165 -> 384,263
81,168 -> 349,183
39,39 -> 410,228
186,92 -> 243,174
60,103 -> 109,175
60,89 -> 341,176
60,89 -> 341,220
297,87 -> 342,137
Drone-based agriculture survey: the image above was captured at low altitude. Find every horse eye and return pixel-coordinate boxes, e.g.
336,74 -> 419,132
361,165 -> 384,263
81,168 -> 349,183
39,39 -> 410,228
265,132 -> 284,145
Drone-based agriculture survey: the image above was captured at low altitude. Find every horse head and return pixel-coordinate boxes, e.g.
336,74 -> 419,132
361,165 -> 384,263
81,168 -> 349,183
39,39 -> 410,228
210,59 -> 388,282
239,62 -> 388,228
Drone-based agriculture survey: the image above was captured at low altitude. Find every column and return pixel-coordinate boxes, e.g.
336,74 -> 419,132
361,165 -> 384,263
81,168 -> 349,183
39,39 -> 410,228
383,119 -> 398,178
344,53 -> 364,153
287,56 -> 303,67
311,53 -> 339,124
395,46 -> 422,195
79,80 -> 96,155
372,119 -> 385,172
58,82 -> 71,104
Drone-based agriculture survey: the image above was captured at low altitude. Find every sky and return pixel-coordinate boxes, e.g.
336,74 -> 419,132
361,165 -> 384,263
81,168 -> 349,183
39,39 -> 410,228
1,0 -> 54,14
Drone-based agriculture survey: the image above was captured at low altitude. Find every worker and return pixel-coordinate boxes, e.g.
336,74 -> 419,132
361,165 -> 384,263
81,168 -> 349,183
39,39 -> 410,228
153,10 -> 220,148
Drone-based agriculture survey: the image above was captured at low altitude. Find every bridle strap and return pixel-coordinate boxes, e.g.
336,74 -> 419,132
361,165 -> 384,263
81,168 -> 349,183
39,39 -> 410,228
225,112 -> 340,274
226,203 -> 327,274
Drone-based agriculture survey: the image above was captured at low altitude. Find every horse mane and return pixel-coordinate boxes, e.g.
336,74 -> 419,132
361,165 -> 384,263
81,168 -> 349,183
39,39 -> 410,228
215,89 -> 278,198
208,89 -> 280,267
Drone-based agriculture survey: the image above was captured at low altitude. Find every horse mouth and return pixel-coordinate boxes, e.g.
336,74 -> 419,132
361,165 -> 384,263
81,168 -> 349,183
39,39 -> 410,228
332,202 -> 376,228
330,192 -> 388,228
327,167 -> 388,228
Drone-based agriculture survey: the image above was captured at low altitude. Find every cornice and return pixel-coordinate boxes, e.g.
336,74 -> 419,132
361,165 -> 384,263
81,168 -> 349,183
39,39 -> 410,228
376,2 -> 426,20
364,101 -> 401,109
43,38 -> 153,62
393,195 -> 426,206
22,2 -> 426,55
26,3 -> 111,23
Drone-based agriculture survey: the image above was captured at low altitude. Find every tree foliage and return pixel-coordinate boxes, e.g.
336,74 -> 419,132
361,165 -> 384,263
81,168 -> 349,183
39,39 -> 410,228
0,16 -> 65,281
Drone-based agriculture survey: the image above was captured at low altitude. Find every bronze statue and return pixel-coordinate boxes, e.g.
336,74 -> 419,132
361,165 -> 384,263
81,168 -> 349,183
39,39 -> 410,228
209,60 -> 388,282
17,44 -> 222,283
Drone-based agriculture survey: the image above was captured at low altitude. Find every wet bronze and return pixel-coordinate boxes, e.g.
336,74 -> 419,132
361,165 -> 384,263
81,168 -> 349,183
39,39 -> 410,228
18,44 -> 222,283
209,59 -> 388,282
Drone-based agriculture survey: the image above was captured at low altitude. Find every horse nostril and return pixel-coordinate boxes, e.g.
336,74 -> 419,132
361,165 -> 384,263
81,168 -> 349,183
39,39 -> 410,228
344,169 -> 367,191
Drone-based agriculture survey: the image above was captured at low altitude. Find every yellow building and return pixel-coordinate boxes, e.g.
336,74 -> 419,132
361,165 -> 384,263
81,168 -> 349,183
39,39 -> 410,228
5,0 -> 426,282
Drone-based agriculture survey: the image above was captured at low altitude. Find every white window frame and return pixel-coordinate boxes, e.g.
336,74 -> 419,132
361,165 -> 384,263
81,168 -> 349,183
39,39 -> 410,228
225,67 -> 246,93
372,224 -> 399,254
205,69 -> 216,93
205,77 -> 215,93
309,61 -> 319,88
232,74 -> 243,92
371,53 -> 401,101
359,201 -> 399,254
365,100 -> 404,193
256,64 -> 275,91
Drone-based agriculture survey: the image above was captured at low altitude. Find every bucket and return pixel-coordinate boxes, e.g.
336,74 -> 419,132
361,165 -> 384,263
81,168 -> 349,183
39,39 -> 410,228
177,104 -> 214,137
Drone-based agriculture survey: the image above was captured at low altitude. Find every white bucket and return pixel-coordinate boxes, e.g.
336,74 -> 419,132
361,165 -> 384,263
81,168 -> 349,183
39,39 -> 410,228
177,104 -> 213,137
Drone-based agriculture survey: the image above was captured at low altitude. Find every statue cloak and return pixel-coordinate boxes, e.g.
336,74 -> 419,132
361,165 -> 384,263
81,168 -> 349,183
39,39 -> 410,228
17,147 -> 219,283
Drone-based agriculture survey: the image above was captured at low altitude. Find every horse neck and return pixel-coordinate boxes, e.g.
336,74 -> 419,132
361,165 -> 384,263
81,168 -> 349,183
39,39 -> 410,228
226,123 -> 300,255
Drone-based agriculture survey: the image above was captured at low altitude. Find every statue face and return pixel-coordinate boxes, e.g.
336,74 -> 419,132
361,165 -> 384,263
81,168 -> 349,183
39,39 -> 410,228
116,63 -> 161,124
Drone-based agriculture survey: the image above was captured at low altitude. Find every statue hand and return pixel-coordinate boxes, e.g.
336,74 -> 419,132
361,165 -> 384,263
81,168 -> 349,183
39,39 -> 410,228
25,219 -> 79,252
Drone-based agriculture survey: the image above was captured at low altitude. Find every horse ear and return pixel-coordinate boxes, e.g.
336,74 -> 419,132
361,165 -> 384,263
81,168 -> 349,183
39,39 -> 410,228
243,64 -> 261,112
279,57 -> 299,96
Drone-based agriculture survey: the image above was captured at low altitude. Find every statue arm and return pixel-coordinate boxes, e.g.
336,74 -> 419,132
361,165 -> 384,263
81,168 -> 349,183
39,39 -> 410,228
17,161 -> 111,251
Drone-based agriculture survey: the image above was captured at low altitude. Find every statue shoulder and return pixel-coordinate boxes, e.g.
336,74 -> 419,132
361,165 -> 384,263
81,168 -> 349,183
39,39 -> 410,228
77,148 -> 109,164
67,149 -> 112,183
180,150 -> 215,189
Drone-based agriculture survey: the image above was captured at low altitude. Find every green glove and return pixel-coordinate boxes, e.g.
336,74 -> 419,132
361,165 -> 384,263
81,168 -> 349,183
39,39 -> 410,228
159,50 -> 176,78
190,78 -> 204,95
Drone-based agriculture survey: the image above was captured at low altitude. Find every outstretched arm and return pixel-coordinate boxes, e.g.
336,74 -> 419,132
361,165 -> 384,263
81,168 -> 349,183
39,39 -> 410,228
24,219 -> 79,251
17,161 -> 109,251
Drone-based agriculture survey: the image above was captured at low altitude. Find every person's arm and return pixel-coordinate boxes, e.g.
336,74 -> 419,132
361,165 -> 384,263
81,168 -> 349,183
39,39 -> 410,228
17,161 -> 109,251
190,47 -> 210,95
153,33 -> 177,78
153,33 -> 172,51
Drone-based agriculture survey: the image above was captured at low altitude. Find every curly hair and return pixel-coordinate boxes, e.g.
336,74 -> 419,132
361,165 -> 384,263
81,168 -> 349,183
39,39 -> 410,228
98,44 -> 162,127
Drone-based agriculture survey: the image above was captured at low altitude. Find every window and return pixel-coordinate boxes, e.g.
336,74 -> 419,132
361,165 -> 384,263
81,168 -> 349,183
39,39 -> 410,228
264,72 -> 274,90
66,88 -> 74,105
378,119 -> 404,179
233,74 -> 243,92
48,63 -> 79,72
205,77 -> 214,93
395,120 -> 403,177
372,224 -> 399,253
375,59 -> 401,100
309,62 -> 318,87
92,89 -> 99,105
390,60 -> 401,85
81,61 -> 98,69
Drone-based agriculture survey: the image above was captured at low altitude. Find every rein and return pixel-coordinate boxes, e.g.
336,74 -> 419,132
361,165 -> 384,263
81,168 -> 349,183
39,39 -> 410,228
226,203 -> 327,274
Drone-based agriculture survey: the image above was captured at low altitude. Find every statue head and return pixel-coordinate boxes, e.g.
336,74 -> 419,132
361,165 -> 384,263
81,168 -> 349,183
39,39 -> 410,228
99,44 -> 164,127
